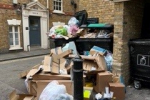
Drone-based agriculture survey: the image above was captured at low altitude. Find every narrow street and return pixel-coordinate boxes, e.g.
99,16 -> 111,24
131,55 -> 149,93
0,56 -> 44,100
0,56 -> 150,100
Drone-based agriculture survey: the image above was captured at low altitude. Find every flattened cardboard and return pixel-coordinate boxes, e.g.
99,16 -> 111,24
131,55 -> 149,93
9,90 -> 33,100
9,90 -> 19,100
51,54 -> 59,64
109,83 -> 125,100
35,80 -> 73,99
20,70 -> 30,79
51,62 -> 59,74
32,64 -> 41,69
56,47 -> 62,54
20,64 -> 41,78
95,54 -> 107,70
60,59 -> 66,69
23,96 -> 34,100
58,50 -> 72,59
50,48 -> 56,54
26,69 -> 41,78
32,73 -> 71,80
43,56 -> 52,72
93,71 -> 112,93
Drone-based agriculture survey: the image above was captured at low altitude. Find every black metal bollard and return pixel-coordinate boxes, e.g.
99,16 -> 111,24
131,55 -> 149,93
73,55 -> 83,100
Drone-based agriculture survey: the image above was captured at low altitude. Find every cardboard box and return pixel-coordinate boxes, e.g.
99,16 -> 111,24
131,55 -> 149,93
58,50 -> 72,59
9,90 -> 34,100
83,60 -> 105,75
93,71 -> 112,93
95,54 -> 107,70
43,56 -> 52,72
32,73 -> 71,80
28,80 -> 37,96
90,46 -> 106,56
83,61 -> 98,71
109,83 -> 125,100
34,80 -> 73,99
69,54 -> 106,70
112,75 -> 121,83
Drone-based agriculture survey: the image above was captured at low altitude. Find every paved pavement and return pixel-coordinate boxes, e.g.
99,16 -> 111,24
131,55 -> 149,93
0,56 -> 45,100
0,56 -> 150,100
0,49 -> 49,62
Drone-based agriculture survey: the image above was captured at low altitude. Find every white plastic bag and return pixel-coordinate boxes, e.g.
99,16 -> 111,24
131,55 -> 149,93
68,17 -> 79,26
104,51 -> 113,72
55,93 -> 73,100
39,80 -> 67,100
49,26 -> 56,37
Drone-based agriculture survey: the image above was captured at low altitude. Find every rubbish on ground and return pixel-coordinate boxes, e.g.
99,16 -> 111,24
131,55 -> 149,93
90,46 -> 107,56
10,45 -> 126,100
10,11 -> 118,99
109,83 -> 125,100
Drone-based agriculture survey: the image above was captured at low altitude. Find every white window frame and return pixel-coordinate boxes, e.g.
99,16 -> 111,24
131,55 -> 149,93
7,19 -> 22,50
53,0 -> 64,14
9,26 -> 22,50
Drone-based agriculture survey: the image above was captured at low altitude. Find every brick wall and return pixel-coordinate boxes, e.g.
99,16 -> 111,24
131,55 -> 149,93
79,0 -> 144,84
0,9 -> 21,53
79,0 -> 114,24
0,0 -> 77,53
113,0 -> 144,84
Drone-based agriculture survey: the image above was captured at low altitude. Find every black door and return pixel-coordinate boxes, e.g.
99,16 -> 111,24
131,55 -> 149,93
29,16 -> 41,46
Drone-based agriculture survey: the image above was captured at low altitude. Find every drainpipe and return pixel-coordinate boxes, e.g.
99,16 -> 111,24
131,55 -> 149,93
27,45 -> 30,51
47,0 -> 50,48
47,0 -> 49,9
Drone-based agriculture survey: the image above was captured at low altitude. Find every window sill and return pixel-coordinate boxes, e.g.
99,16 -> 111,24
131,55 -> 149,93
53,10 -> 65,14
9,46 -> 23,50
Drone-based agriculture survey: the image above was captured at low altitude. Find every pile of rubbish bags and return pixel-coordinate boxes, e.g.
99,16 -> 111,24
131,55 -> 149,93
49,17 -> 80,38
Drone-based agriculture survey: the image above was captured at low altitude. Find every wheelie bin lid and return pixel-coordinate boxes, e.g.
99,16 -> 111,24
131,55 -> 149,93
129,39 -> 150,45
87,23 -> 113,29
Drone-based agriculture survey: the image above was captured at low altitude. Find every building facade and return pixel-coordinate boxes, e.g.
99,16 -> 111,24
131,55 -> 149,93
79,0 -> 145,84
0,0 -> 79,53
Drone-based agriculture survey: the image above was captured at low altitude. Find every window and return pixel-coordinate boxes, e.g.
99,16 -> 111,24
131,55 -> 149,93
7,19 -> 22,50
53,0 -> 63,13
9,26 -> 21,49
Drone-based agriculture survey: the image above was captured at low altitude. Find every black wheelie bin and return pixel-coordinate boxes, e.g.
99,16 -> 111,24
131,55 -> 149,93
129,39 -> 150,89
49,10 -> 113,54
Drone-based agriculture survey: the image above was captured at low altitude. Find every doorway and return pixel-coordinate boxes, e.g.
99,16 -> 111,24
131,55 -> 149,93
141,3 -> 150,38
29,16 -> 41,46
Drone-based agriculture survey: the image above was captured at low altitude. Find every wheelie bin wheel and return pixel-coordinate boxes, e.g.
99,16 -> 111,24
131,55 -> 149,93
134,80 -> 141,89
